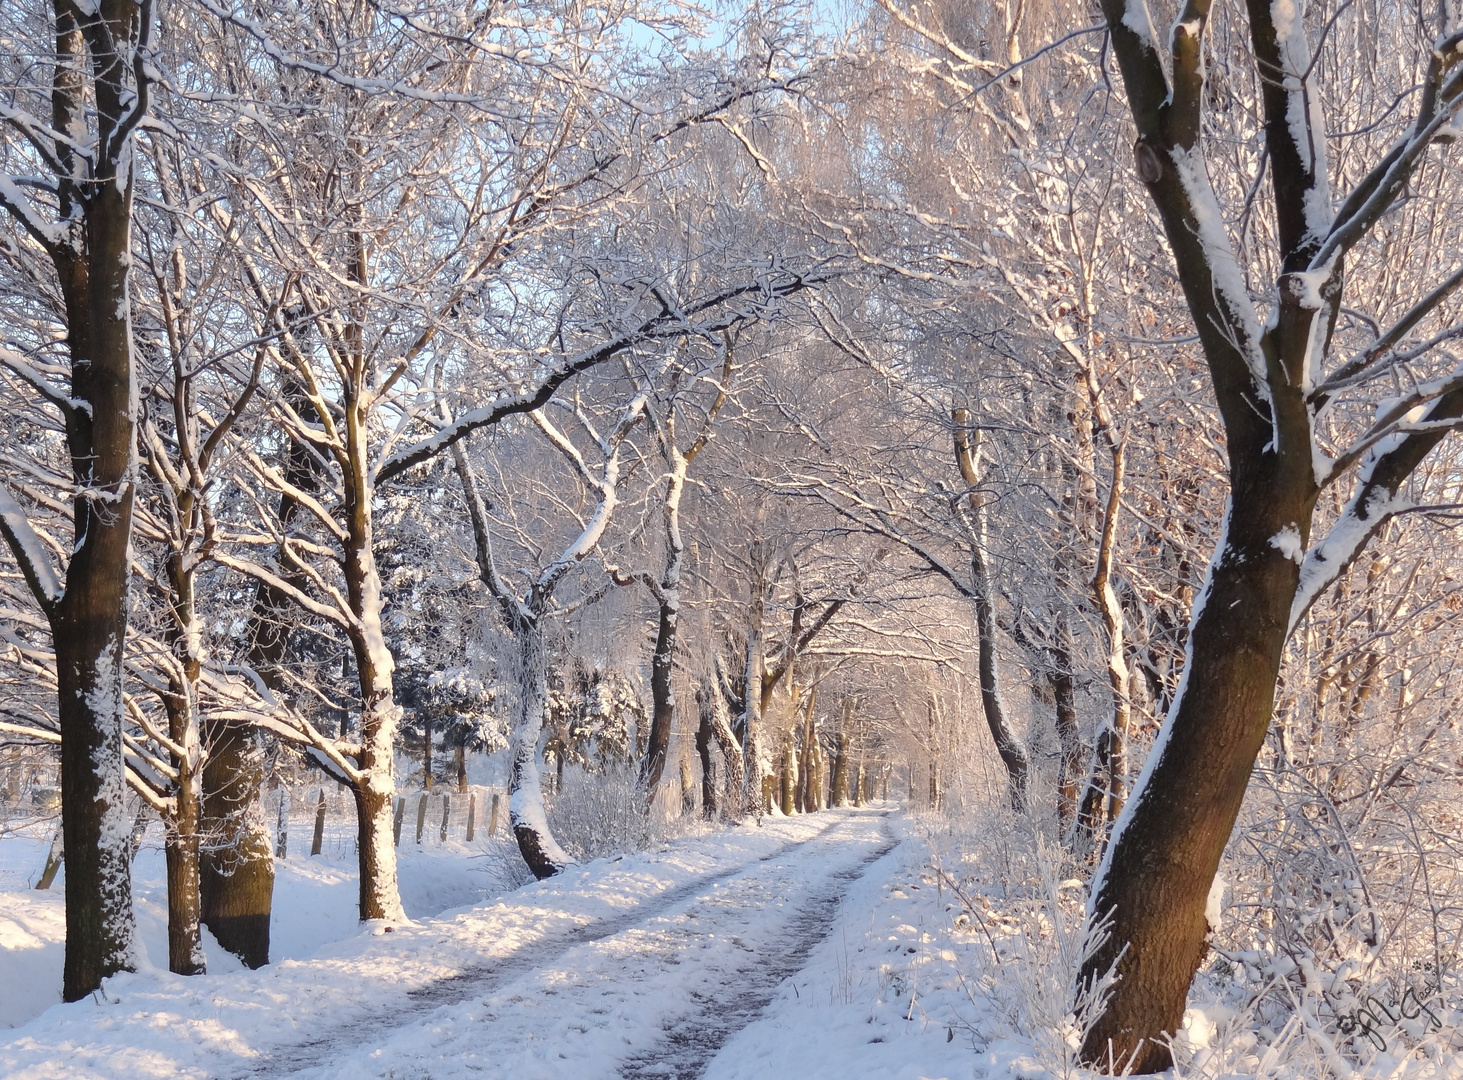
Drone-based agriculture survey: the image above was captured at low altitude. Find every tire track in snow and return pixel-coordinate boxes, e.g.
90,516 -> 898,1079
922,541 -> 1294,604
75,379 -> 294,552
227,812 -> 863,1080
616,820 -> 896,1080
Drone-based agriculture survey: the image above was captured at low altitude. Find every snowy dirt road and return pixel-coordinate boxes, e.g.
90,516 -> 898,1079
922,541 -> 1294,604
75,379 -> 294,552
3,808 -> 968,1080
243,809 -> 894,1080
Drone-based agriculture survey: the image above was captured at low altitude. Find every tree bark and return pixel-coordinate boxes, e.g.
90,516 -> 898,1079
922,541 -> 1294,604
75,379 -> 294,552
779,731 -> 798,815
740,538 -> 770,814
1079,497 -> 1308,1068
2,0 -> 161,1000
701,676 -> 743,817
341,385 -> 406,921
507,619 -> 572,878
953,410 -> 1031,811
830,731 -> 851,807
695,690 -> 718,817
1052,621 -> 1085,832
199,723 -> 273,968
639,594 -> 677,802
162,659 -> 204,976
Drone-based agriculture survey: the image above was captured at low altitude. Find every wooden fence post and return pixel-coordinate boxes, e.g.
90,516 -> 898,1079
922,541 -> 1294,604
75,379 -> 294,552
439,793 -> 451,843
415,792 -> 428,844
393,796 -> 405,846
465,793 -> 476,841
35,830 -> 63,890
488,792 -> 501,837
311,788 -> 326,856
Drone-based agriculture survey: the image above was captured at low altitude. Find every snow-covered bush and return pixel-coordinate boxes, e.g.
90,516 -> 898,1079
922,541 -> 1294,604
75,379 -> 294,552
544,761 -> 709,864
911,805 -> 1125,1078
915,758 -> 1463,1080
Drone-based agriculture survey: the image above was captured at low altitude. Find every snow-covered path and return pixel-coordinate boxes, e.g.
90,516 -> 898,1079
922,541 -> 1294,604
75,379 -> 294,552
256,809 -> 893,1080
4,808 -> 969,1080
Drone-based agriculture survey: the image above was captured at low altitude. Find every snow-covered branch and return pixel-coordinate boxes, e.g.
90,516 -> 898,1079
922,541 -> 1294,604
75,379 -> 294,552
0,487 -> 64,609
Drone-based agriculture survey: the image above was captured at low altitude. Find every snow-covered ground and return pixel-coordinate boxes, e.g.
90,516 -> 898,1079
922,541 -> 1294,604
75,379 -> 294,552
0,793 -> 501,1033
0,807 -> 1000,1080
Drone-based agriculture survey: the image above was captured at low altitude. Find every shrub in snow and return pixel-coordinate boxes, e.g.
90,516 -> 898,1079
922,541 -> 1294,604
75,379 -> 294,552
543,762 -> 708,864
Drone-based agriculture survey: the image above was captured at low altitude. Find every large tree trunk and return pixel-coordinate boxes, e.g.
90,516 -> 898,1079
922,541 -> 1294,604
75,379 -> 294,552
507,620 -> 572,878
44,31 -> 148,993
1079,493 -> 1307,1068
53,609 -> 137,1000
199,724 -> 273,967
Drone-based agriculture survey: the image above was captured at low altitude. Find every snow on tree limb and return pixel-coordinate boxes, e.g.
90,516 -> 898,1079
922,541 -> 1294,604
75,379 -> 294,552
0,175 -> 64,250
1292,382 -> 1463,632
0,487 -> 64,608
1310,29 -> 1463,271
375,268 -> 826,486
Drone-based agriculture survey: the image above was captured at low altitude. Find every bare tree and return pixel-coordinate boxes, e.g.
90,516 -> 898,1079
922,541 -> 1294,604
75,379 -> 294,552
0,0 -> 157,999
615,339 -> 734,807
450,383 -> 653,876
1078,0 -> 1463,1067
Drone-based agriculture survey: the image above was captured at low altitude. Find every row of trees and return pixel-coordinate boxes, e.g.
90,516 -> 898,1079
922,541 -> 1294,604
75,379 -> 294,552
3,0 -> 1460,1071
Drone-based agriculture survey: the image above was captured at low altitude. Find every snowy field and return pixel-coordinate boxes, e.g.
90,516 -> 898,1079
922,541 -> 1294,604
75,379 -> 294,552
0,807 -> 1008,1080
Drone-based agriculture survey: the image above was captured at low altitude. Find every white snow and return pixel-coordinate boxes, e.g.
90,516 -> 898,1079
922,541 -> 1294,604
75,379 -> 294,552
1290,477 -> 1405,634
1168,147 -> 1271,399
0,487 -> 64,605
1206,872 -> 1227,933
1270,525 -> 1305,565
1270,0 -> 1333,244
1122,0 -> 1160,50
2,809 -> 992,1080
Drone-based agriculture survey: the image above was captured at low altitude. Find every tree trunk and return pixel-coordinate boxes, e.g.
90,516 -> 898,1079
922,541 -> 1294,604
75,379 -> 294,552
507,620 -> 572,878
341,446 -> 405,921
1078,490 -> 1314,1070
740,543 -> 770,815
830,732 -> 850,807
679,758 -> 696,815
639,593 -> 677,804
780,733 -> 798,815
199,723 -> 273,968
54,616 -> 137,1000
43,14 -> 148,998
701,676 -> 744,816
1052,620 -> 1085,831
163,699 -> 204,976
695,692 -> 718,818
157,548 -> 207,976
953,411 -> 1031,811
